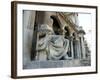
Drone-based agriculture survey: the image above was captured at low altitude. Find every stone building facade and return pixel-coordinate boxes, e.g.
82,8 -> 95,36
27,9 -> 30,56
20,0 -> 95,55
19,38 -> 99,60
23,11 -> 91,69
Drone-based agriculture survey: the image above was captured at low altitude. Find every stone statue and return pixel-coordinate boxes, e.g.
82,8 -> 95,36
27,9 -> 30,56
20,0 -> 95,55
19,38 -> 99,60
47,35 -> 69,60
36,24 -> 69,60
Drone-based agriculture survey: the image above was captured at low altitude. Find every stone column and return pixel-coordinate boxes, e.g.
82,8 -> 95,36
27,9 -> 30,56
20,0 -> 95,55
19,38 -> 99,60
78,39 -> 81,59
70,36 -> 74,59
78,26 -> 86,59
73,38 -> 81,59
76,39 -> 81,59
73,39 -> 78,59
80,36 -> 86,59
76,40 -> 79,59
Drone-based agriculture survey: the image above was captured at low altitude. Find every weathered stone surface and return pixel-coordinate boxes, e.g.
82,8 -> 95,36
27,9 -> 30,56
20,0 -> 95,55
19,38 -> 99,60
62,60 -> 80,67
23,61 -> 40,69
80,59 -> 91,66
39,61 -> 55,68
39,61 -> 63,68
23,11 -> 91,69
23,59 -> 91,69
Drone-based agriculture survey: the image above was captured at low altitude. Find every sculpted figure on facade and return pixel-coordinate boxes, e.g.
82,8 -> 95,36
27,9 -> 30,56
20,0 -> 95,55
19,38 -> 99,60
37,24 -> 70,60
31,11 -> 90,62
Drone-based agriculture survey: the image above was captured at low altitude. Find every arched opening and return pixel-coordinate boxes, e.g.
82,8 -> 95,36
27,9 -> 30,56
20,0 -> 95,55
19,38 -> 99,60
50,16 -> 63,35
64,27 -> 70,39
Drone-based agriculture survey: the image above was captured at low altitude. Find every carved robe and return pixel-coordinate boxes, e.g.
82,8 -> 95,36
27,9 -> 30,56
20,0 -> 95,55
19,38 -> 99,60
37,34 -> 69,60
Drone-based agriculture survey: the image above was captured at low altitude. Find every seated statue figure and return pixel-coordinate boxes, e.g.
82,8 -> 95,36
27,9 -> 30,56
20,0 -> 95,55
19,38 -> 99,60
47,35 -> 69,60
36,24 -> 53,60
37,24 -> 69,60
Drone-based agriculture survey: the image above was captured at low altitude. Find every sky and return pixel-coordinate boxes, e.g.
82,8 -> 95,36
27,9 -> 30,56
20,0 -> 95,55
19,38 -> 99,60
78,13 -> 92,50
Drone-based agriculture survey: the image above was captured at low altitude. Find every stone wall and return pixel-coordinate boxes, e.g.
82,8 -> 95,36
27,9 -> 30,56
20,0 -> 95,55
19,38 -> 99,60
23,10 -> 36,67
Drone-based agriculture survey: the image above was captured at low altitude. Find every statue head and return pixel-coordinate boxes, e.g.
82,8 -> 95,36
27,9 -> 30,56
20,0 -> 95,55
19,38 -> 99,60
38,24 -> 54,36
